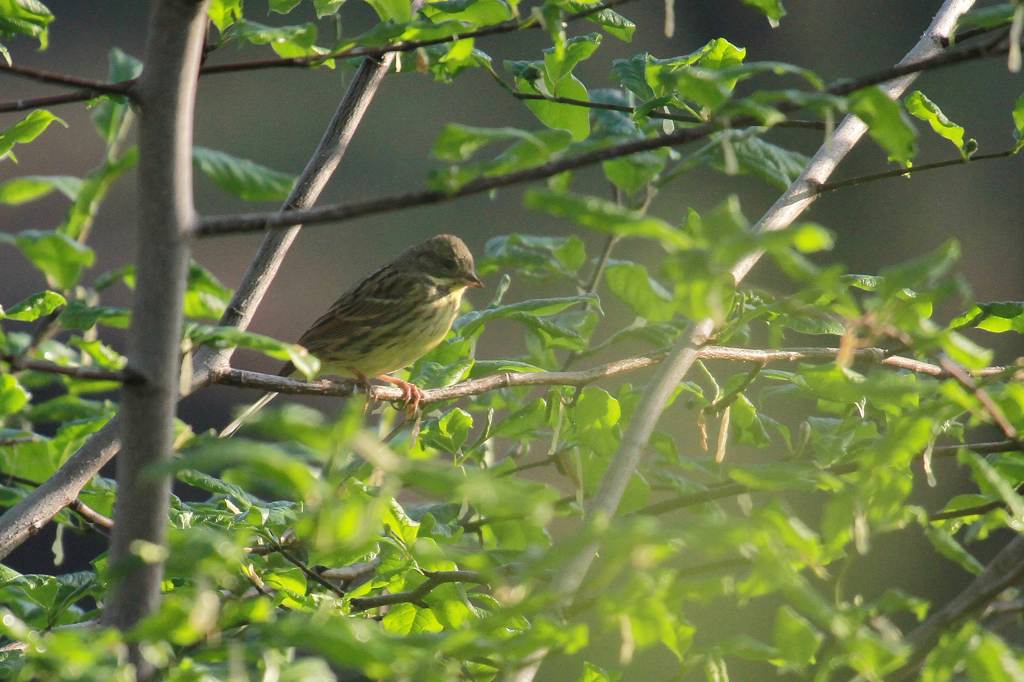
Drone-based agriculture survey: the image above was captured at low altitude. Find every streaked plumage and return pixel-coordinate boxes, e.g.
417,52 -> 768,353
221,234 -> 481,437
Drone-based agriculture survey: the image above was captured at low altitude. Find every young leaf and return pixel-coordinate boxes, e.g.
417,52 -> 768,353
208,0 -> 243,32
1,290 -> 65,322
0,374 -> 30,416
193,147 -> 296,202
741,0 -> 785,25
850,87 -> 918,165
524,189 -> 693,250
0,175 -> 81,206
0,0 -> 54,49
904,91 -> 970,157
604,261 -> 676,322
0,110 -> 66,163
0,230 -> 95,289
91,48 -> 143,148
184,324 -> 320,379
1013,93 -> 1024,154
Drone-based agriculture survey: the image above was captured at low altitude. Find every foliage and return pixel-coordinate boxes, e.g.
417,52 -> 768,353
2,1 -> 1023,681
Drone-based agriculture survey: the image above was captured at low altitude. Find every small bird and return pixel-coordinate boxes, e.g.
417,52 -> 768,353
220,234 -> 482,438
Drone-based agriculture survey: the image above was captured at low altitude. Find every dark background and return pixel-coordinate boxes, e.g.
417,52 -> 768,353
2,0 -> 1023,677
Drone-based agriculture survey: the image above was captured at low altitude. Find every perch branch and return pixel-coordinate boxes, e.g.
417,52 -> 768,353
349,570 -> 486,612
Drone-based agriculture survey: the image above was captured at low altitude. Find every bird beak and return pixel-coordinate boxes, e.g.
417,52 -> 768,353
465,273 -> 484,289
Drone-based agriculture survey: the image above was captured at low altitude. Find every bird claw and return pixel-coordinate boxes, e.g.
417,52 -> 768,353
377,375 -> 424,417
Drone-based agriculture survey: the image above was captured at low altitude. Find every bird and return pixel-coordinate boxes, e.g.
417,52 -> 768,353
220,234 -> 482,438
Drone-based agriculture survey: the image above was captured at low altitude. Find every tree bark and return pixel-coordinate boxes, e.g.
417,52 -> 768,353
102,0 -> 208,664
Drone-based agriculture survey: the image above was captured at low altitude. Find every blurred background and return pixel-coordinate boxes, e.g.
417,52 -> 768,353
2,0 -> 1023,676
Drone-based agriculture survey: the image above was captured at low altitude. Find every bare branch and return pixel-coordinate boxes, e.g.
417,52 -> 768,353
2,354 -> 135,383
507,3 -> 979,679
195,31 -> 1015,238
102,0 -> 207,652
349,570 -> 486,612
0,62 -> 133,95
814,149 -> 1018,195
0,90 -> 103,114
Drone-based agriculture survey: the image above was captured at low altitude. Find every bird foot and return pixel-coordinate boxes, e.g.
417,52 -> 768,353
376,375 -> 425,417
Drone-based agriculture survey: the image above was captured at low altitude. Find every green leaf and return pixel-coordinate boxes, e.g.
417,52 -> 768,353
58,301 -> 130,330
516,72 -> 591,141
431,124 -> 544,163
208,0 -> 243,31
90,48 -> 143,148
0,175 -> 81,205
904,91 -> 970,157
924,525 -> 984,575
0,110 -> 65,162
1,290 -> 64,321
950,301 -> 1024,333
524,189 -> 693,250
574,3 -> 635,42
957,4 -> 1018,33
381,602 -> 444,634
0,230 -> 95,289
364,0 -> 412,22
687,131 -> 809,189
313,0 -> 345,18
773,605 -> 822,665
269,0 -> 302,13
478,233 -> 586,280
184,324 -> 320,379
489,398 -> 548,441
224,20 -> 328,59
1013,93 -> 1024,154
0,374 -> 30,416
850,86 -> 918,165
604,261 -> 676,322
573,387 -> 620,456
741,0 -> 785,25
0,0 -> 54,49
420,408 -> 473,452
962,450 -> 1024,527
59,147 -> 139,240
193,146 -> 296,202
453,294 -> 597,338
184,261 -> 233,320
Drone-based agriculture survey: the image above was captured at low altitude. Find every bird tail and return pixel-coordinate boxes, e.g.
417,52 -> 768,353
220,391 -> 280,438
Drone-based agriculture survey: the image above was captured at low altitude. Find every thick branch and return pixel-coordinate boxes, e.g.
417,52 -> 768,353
349,570 -> 486,612
103,0 -> 208,647
195,31 -> 1013,238
508,3 -> 978,680
0,473 -> 113,530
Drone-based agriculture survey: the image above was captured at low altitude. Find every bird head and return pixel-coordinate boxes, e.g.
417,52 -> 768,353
405,234 -> 483,290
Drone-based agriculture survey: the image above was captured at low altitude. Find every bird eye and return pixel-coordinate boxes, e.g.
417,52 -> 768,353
443,256 -> 459,270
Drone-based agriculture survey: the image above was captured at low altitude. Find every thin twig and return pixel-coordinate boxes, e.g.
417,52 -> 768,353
1,473 -> 113,530
0,63 -> 133,95
0,90 -> 106,114
938,355 -> 1020,443
349,569 -> 486,612
2,354 -> 135,383
273,540 -> 348,599
512,92 -> 827,129
195,32 -> 1018,238
197,0 -> 636,76
814,149 -> 1017,195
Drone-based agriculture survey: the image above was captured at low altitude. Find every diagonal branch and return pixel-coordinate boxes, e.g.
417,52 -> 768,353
507,2 -> 979,680
195,30 -> 1015,238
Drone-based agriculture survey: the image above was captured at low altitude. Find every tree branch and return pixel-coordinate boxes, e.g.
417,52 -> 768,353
196,0 -> 636,77
893,534 -> 1024,680
938,355 -> 1020,444
507,3 -> 979,679
349,570 -> 486,612
0,90 -> 105,114
2,354 -> 136,383
0,63 -> 133,95
102,0 -> 208,654
1,473 -> 113,530
814,149 -> 1018,195
208,345 -> 1007,404
195,29 -> 1014,238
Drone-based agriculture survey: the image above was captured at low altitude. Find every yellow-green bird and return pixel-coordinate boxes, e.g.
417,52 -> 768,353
221,234 -> 482,437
